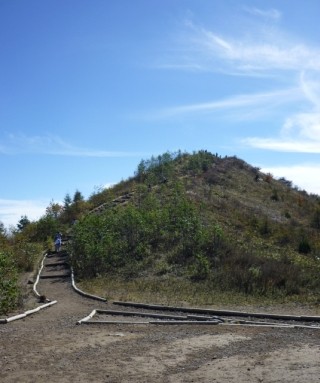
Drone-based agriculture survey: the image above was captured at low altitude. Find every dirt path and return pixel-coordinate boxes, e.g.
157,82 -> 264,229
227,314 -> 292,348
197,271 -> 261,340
0,252 -> 320,382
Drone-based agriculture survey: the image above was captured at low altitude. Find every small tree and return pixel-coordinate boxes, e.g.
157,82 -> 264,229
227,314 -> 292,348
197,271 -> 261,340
73,190 -> 84,203
34,215 -> 60,242
64,193 -> 72,208
46,200 -> 63,219
0,221 -> 5,235
17,215 -> 30,232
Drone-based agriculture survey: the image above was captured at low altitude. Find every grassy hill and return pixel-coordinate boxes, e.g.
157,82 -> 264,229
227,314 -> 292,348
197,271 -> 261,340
69,150 -> 320,303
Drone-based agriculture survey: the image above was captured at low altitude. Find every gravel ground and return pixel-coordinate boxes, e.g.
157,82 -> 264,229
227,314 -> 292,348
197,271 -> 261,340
0,252 -> 320,383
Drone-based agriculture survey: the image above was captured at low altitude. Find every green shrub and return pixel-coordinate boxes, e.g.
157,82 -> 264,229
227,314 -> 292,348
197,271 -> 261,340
0,251 -> 19,314
189,254 -> 210,281
11,238 -> 42,272
298,238 -> 312,254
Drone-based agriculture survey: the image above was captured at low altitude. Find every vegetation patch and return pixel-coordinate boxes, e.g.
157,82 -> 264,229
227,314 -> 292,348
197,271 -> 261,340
70,151 -> 320,300
0,251 -> 18,314
2,150 -> 320,312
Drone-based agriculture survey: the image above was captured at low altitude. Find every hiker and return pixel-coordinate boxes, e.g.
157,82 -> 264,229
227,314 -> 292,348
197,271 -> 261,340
54,232 -> 62,253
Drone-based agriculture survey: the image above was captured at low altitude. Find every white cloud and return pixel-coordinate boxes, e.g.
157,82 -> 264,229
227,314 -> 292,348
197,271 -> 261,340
243,6 -> 282,21
168,19 -> 320,76
0,199 -> 49,228
261,164 -> 320,195
161,12 -> 320,157
243,71 -> 320,153
159,88 -> 302,118
157,17 -> 320,121
300,71 -> 320,109
243,137 -> 320,153
195,28 -> 320,74
283,113 -> 320,141
0,133 -> 144,158
103,182 -> 115,189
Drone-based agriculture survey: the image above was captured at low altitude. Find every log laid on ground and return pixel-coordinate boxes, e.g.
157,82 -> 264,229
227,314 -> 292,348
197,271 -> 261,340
96,309 -> 189,321
2,301 -> 58,324
150,320 -> 221,325
113,301 -> 320,322
71,269 -> 107,302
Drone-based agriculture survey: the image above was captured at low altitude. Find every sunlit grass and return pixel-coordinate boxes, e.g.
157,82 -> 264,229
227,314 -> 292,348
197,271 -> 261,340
77,275 -> 320,313
72,152 -> 320,308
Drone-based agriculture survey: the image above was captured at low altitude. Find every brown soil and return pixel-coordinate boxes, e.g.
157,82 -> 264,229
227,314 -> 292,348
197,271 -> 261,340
0,252 -> 320,383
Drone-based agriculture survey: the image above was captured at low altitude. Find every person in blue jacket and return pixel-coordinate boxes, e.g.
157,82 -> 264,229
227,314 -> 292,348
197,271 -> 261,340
54,232 -> 62,253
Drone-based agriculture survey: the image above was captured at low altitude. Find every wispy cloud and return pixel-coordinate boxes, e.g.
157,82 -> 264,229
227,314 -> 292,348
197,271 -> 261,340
160,14 -> 320,155
243,6 -> 282,21
190,27 -> 320,75
157,88 -> 302,118
0,199 -> 48,228
162,17 -> 320,76
0,134 -> 144,158
300,71 -> 320,108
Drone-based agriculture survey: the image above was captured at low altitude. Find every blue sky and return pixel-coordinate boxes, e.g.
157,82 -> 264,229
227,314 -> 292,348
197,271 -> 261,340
1,0 -> 320,227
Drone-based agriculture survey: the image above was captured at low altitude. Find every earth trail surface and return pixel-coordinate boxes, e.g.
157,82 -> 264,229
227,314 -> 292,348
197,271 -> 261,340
1,251 -> 320,382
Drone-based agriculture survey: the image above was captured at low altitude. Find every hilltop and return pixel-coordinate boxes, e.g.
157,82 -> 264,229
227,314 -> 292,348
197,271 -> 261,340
67,150 -> 320,302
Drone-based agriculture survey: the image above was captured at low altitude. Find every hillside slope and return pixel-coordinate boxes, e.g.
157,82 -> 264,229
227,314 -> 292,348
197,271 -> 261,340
71,151 -> 320,299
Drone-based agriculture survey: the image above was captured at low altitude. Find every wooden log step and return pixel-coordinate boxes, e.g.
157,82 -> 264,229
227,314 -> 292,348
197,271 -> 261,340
45,262 -> 69,267
40,273 -> 70,279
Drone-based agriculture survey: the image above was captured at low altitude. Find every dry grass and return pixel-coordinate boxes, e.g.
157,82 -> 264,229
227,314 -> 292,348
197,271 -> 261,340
77,275 -> 320,311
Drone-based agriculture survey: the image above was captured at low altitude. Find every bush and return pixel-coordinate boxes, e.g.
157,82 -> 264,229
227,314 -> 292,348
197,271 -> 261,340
298,238 -> 311,254
189,254 -> 210,281
11,236 -> 43,272
0,251 -> 19,314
